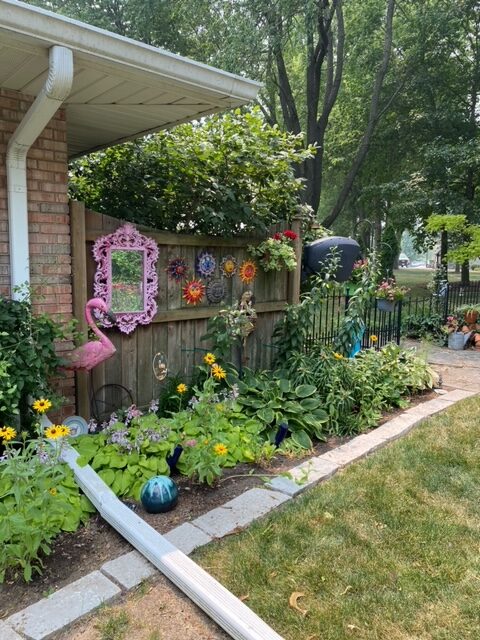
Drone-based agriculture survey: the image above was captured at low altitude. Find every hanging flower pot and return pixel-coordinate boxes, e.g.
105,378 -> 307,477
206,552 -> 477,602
376,298 -> 396,313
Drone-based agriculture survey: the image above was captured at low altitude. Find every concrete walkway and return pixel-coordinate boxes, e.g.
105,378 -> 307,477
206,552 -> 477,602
424,344 -> 480,392
1,344 -> 478,640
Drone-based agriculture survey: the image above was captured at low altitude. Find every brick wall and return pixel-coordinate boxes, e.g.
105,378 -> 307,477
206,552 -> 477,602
0,88 -> 75,418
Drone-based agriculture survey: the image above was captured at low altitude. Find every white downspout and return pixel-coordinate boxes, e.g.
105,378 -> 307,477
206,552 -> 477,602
7,45 -> 73,299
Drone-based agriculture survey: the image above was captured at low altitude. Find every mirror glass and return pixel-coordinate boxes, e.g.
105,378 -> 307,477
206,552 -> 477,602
110,249 -> 144,313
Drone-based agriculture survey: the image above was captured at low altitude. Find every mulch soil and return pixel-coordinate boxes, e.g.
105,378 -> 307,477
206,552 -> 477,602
0,391 -> 438,620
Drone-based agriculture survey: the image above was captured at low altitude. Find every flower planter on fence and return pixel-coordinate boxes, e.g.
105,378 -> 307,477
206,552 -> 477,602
376,298 -> 396,313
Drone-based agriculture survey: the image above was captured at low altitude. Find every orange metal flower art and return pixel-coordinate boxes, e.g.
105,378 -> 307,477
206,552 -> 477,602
239,260 -> 257,284
182,279 -> 206,305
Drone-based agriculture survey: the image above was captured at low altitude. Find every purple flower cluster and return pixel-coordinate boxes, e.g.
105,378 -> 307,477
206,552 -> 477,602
149,399 -> 159,413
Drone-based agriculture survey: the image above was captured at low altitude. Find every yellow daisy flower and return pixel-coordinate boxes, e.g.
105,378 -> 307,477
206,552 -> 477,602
0,426 -> 16,441
177,383 -> 188,394
213,443 -> 228,456
32,398 -> 52,414
333,352 -> 344,360
203,352 -> 216,365
44,425 -> 68,440
49,488 -> 58,496
211,364 -> 226,380
57,425 -> 71,437
370,335 -> 378,343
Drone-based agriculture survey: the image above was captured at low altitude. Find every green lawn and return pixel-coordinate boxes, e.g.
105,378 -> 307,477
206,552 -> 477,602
196,397 -> 480,640
395,268 -> 480,298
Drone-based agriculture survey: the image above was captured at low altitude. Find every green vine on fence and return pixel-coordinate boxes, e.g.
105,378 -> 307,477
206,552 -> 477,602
272,249 -> 344,366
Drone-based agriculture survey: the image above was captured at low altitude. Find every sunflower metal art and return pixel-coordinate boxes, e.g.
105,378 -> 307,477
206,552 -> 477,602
166,257 -> 189,282
239,259 -> 257,284
220,255 -> 237,278
206,279 -> 227,304
182,279 -> 206,305
196,251 -> 216,278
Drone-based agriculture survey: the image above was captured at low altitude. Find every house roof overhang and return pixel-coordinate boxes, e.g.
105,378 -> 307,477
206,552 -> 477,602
0,0 -> 261,158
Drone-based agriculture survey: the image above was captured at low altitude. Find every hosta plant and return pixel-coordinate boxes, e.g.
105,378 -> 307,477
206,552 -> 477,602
230,368 -> 328,449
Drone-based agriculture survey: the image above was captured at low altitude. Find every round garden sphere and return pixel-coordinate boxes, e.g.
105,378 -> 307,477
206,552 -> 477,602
140,476 -> 178,514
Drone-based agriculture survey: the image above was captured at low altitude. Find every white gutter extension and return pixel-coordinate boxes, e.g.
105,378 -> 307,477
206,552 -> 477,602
7,45 -> 73,298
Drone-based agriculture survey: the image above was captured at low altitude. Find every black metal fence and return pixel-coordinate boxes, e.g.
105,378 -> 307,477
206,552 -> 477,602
306,281 -> 480,350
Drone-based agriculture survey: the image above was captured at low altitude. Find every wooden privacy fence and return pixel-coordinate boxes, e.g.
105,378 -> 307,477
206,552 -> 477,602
70,201 -> 301,419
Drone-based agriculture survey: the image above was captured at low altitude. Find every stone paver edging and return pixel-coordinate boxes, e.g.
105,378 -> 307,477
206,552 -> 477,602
2,388 -> 477,640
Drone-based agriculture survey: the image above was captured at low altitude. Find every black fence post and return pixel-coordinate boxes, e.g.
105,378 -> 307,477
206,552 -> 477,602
396,299 -> 402,345
443,282 -> 450,320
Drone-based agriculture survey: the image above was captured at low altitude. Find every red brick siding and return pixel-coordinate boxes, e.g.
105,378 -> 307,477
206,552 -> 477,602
0,88 -> 75,418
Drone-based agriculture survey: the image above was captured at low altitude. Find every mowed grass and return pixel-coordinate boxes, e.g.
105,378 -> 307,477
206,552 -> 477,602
195,397 -> 480,640
395,268 -> 480,298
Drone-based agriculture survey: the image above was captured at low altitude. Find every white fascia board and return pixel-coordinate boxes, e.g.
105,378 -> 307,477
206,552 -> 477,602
0,0 -> 261,103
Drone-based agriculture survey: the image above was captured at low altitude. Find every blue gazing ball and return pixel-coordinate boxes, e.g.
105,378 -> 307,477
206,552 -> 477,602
140,476 -> 178,514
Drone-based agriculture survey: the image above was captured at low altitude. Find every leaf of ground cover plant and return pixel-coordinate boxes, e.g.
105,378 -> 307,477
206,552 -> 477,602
289,591 -> 308,616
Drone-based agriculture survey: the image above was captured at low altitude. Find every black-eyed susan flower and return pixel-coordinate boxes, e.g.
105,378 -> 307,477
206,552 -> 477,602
0,426 -> 16,441
370,335 -> 378,343
44,425 -> 69,440
57,425 -> 71,437
213,443 -> 228,456
203,352 -> 216,365
32,398 -> 52,414
211,363 -> 226,380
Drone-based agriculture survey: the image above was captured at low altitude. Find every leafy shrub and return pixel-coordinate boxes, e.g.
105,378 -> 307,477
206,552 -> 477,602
0,293 -> 75,432
0,428 -> 93,582
282,344 -> 438,435
70,108 -> 315,236
401,313 -> 445,343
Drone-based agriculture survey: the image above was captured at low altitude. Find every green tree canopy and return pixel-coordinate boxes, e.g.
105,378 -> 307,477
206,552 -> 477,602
69,108 -> 315,236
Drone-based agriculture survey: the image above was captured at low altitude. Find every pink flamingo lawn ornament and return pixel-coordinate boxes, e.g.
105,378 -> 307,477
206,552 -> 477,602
67,298 -> 116,372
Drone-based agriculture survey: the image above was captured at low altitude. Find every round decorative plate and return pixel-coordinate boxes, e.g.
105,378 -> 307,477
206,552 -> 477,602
206,279 -> 227,304
63,415 -> 89,438
220,255 -> 237,278
196,251 -> 216,278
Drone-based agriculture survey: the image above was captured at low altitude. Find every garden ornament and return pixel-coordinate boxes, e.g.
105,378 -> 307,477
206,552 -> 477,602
140,475 -> 179,513
66,298 -> 116,372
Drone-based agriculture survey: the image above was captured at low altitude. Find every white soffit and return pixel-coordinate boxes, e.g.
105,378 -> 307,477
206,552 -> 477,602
0,0 -> 261,158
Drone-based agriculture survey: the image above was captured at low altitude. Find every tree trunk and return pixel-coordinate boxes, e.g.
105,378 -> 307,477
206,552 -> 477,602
270,1 -> 344,215
322,0 -> 396,228
461,261 -> 470,286
440,230 -> 448,274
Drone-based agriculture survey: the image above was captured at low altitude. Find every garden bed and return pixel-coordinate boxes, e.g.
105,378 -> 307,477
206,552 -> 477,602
0,391 -> 436,619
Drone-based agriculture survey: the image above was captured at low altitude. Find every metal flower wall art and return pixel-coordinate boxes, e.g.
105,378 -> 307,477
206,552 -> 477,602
182,279 -> 206,305
239,259 -> 257,284
220,255 -> 237,278
196,251 -> 216,278
166,257 -> 189,282
92,223 -> 158,334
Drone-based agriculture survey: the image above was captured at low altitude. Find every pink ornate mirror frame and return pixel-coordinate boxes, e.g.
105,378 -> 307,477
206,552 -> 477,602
92,223 -> 159,334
